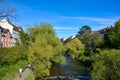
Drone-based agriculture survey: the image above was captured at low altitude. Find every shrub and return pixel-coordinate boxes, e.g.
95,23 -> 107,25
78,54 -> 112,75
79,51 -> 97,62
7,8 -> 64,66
91,49 -> 120,80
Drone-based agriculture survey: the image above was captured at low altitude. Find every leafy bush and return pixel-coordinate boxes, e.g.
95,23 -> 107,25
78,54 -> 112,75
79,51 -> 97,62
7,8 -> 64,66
0,59 -> 28,80
91,49 -> 120,80
65,38 -> 84,59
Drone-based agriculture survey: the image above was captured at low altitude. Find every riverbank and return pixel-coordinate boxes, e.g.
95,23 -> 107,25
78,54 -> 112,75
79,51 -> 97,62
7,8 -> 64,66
0,59 -> 30,80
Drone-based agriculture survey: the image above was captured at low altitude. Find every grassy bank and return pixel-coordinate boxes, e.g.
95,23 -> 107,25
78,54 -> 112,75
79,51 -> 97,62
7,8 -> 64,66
0,59 -> 29,80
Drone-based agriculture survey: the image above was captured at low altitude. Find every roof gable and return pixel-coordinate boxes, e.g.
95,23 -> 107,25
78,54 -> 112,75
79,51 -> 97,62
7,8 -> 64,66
0,19 -> 14,34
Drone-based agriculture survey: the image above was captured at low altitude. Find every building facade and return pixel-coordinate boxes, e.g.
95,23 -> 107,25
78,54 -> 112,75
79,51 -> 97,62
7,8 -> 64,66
0,19 -> 22,48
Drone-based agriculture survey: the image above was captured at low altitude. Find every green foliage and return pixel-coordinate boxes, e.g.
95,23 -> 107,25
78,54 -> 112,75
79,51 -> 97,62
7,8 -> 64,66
91,49 -> 120,80
0,59 -> 28,80
52,55 -> 66,64
90,31 -> 103,49
104,20 -> 120,48
0,37 -> 28,79
0,47 -> 18,66
27,23 -> 56,43
28,36 -> 52,77
19,30 -> 29,46
83,34 -> 91,48
94,37 -> 104,48
77,25 -> 92,48
27,23 -> 65,77
65,38 -> 84,59
78,49 -> 90,61
77,25 -> 92,35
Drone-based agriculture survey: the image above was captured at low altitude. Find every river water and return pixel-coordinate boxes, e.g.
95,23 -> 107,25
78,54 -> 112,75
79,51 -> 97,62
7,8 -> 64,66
43,54 -> 91,80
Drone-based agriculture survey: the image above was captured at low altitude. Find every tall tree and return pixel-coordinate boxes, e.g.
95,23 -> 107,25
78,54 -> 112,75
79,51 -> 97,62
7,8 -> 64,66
27,23 -> 65,77
77,25 -> 91,35
28,36 -> 52,77
104,20 -> 120,48
113,20 -> 120,48
19,30 -> 29,46
77,25 -> 92,48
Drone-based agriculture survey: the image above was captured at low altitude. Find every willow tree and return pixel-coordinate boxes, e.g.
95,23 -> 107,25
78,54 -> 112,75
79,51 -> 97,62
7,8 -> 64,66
27,23 -> 65,77
28,36 -> 52,77
65,38 -> 84,59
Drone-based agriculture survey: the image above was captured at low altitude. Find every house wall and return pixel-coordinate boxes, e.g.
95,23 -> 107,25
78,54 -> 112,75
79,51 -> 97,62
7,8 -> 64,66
0,19 -> 22,48
1,30 -> 13,47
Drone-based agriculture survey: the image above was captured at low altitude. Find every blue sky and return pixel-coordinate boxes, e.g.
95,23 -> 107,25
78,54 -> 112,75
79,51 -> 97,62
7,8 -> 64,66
4,0 -> 120,38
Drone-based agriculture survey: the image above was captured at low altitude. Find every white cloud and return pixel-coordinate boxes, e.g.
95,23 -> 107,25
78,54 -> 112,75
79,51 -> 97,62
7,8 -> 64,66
54,26 -> 78,30
92,25 -> 109,31
59,16 -> 120,25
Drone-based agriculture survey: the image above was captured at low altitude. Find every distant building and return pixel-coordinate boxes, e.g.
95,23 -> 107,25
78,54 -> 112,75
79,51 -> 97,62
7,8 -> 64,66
70,36 -> 76,39
98,26 -> 113,38
0,19 -> 22,48
61,35 -> 76,44
61,38 -> 67,42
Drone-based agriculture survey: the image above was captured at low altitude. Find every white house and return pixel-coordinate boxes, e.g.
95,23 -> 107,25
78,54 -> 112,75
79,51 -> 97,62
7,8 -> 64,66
0,19 -> 22,47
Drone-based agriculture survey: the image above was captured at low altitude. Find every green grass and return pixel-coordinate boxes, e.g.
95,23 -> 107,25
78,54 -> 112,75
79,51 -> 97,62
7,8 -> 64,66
0,59 -> 29,80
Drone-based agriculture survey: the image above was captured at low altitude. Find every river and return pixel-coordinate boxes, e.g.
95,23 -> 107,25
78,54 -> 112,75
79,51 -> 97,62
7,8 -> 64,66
42,54 -> 91,80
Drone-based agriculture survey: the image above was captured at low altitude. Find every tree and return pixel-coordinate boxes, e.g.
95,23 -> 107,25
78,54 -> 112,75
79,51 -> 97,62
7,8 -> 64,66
27,23 -> 65,77
104,20 -> 120,48
77,25 -> 91,35
94,37 -> 104,48
92,31 -> 104,48
0,0 -> 16,20
19,30 -> 29,46
28,36 -> 52,77
113,20 -> 120,48
77,25 -> 92,48
65,38 -> 84,59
